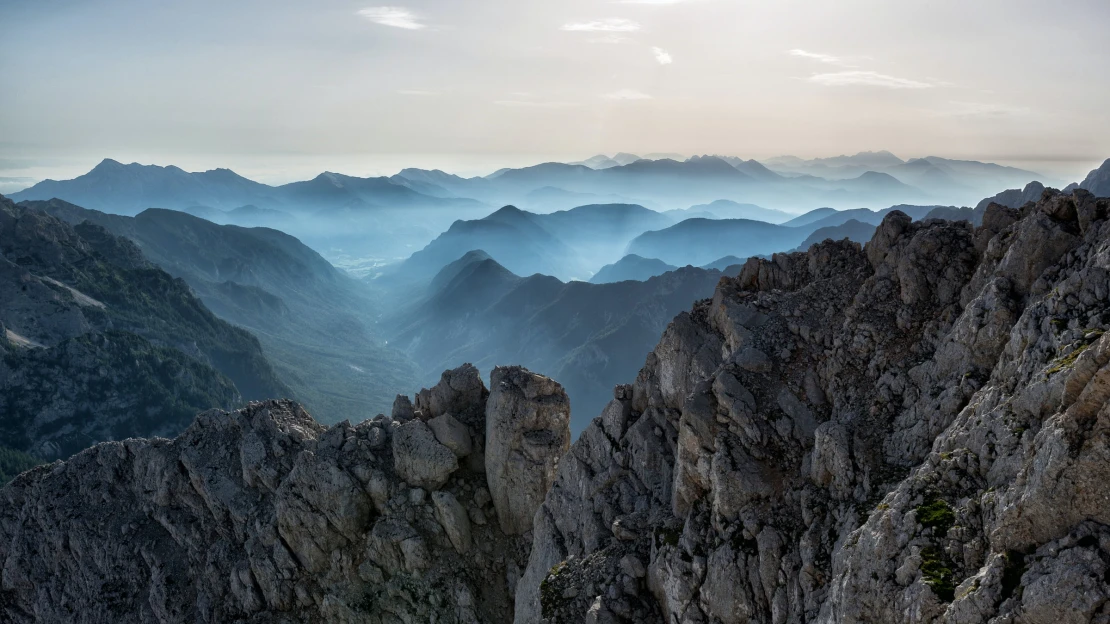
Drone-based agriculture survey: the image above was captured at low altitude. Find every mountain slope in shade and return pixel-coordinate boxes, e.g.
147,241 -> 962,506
589,254 -> 677,284
1079,158 -> 1110,197
0,194 -> 288,458
393,205 -> 587,281
385,253 -> 729,430
683,199 -> 793,223
782,207 -> 839,227
793,218 -> 877,251
30,198 -> 419,423
9,159 -> 281,214
627,218 -> 809,266
390,203 -> 671,282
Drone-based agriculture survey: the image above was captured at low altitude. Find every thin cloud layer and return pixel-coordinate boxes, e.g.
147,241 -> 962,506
494,100 -> 580,108
562,18 -> 642,32
604,89 -> 653,100
619,0 -> 690,4
789,49 -> 853,67
357,7 -> 425,30
943,101 -> 1032,117
808,70 -> 933,89
652,47 -> 673,64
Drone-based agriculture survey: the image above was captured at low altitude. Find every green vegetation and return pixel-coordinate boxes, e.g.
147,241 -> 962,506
920,546 -> 956,602
2,331 -> 239,457
915,498 -> 956,537
1046,343 -> 1090,375
0,445 -> 43,485
1046,330 -> 1104,376
539,561 -> 567,619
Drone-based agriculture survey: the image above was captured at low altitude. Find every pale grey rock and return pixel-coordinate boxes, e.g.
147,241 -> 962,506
433,489 -> 472,554
428,412 -> 473,457
0,360 -> 568,623
485,366 -> 571,535
391,418 -> 458,490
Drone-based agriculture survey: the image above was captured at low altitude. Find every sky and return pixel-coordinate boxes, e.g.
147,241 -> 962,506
1,0 -> 1109,186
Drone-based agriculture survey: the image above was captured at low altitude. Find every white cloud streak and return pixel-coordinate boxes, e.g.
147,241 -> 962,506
942,101 -> 1031,117
789,49 -> 854,67
357,7 -> 425,30
561,18 -> 641,32
808,71 -> 934,89
603,89 -> 653,100
494,100 -> 580,108
652,47 -> 673,64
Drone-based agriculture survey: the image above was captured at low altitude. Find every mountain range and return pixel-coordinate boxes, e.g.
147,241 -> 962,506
383,251 -> 732,431
0,194 -> 289,458
27,198 -> 420,422
9,152 -> 1058,271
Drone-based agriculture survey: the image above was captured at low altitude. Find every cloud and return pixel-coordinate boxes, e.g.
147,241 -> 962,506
603,89 -> 653,100
942,101 -> 1031,118
398,89 -> 440,96
494,100 -> 580,108
652,47 -> 673,65
561,18 -> 641,32
807,71 -> 934,89
789,49 -> 855,67
619,0 -> 689,3
357,7 -> 425,30
591,34 -> 633,44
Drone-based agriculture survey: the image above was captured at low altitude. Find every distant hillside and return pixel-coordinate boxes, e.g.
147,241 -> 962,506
385,253 -> 729,431
794,219 -> 876,251
590,254 -> 677,283
627,218 -> 808,266
9,159 -> 281,214
390,203 -> 671,282
0,194 -> 289,458
1079,159 -> 1110,197
682,199 -> 793,223
30,198 -> 418,422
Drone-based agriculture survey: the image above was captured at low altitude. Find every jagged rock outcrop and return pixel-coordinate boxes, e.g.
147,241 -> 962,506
486,366 -> 573,535
518,188 -> 1110,623
7,188 -> 1110,623
0,364 -> 570,623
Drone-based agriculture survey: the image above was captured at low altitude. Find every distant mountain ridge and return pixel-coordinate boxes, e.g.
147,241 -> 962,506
0,194 -> 289,458
29,198 -> 420,422
384,252 -> 732,431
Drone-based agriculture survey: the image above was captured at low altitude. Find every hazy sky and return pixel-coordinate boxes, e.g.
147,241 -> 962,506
1,0 -> 1108,183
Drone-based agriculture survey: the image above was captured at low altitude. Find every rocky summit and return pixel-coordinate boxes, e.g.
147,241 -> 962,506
4,189 -> 1110,623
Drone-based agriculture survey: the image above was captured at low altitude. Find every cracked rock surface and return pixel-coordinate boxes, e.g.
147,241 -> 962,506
0,364 -> 568,623
519,189 -> 1110,623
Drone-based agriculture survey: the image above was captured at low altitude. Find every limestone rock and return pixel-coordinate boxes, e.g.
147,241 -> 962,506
392,419 -> 458,490
433,490 -> 473,554
428,412 -> 473,457
485,366 -> 571,535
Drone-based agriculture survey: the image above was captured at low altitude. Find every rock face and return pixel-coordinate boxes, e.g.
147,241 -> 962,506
7,189 -> 1110,623
1080,158 -> 1110,198
0,364 -> 570,623
486,366 -> 573,535
518,189 -> 1110,623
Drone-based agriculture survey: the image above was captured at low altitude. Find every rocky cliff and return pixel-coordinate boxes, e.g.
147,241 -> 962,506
4,189 -> 1110,623
517,188 -> 1110,623
0,364 -> 570,623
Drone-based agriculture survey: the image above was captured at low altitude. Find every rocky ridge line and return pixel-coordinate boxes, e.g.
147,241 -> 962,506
518,188 -> 1110,623
0,364 -> 570,623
